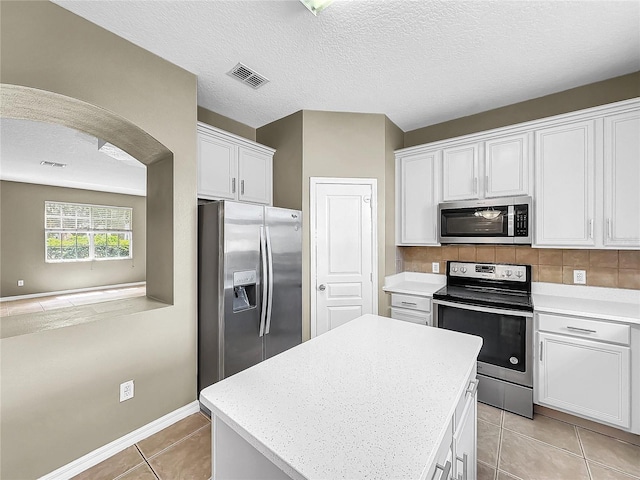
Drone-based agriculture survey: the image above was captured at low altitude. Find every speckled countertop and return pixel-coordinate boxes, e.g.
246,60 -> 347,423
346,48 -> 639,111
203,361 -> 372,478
200,314 -> 482,480
532,282 -> 640,325
382,272 -> 445,297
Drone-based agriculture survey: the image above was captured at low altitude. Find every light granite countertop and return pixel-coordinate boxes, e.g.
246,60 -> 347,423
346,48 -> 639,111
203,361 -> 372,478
382,272 -> 445,297
200,314 -> 482,480
532,282 -> 640,325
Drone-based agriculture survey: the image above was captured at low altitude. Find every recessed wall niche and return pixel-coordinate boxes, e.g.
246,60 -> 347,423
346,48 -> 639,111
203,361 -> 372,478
0,84 -> 174,305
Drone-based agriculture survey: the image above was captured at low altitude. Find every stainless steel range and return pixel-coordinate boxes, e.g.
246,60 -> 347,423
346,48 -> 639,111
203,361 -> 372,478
433,261 -> 534,418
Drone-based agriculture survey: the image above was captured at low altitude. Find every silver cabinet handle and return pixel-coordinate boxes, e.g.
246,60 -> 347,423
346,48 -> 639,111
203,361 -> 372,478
318,284 -> 326,291
232,177 -> 236,194
607,218 -> 612,239
241,179 -> 245,195
589,219 -> 594,239
567,326 -> 597,334
401,301 -> 417,306
485,175 -> 489,195
539,341 -> 543,362
456,453 -> 468,480
466,379 -> 479,396
433,460 -> 451,480
473,177 -> 478,194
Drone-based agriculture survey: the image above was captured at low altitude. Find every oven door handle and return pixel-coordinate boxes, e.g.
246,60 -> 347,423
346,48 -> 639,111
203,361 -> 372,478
433,299 -> 533,318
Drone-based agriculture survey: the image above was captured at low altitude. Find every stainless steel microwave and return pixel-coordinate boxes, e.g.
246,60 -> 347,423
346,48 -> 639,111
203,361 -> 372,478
437,196 -> 532,244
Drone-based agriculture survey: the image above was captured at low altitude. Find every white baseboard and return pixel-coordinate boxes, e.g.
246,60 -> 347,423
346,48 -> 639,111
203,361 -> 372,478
1,282 -> 146,302
39,400 -> 201,480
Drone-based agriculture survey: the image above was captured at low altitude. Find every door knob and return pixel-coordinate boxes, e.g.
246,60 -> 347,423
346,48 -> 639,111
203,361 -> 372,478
318,284 -> 326,291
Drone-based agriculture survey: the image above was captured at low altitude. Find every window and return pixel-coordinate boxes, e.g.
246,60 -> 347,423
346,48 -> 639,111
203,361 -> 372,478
45,201 -> 133,262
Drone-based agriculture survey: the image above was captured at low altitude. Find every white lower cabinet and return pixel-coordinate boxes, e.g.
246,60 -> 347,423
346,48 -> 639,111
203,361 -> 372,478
537,314 -> 631,429
453,379 -> 477,480
428,373 -> 478,480
390,293 -> 432,326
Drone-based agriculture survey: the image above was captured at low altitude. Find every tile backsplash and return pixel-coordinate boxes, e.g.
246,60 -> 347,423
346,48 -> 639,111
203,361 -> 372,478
399,246 -> 640,290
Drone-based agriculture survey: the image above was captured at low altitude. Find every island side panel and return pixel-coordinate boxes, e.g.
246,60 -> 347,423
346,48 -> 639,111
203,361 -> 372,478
213,415 -> 293,480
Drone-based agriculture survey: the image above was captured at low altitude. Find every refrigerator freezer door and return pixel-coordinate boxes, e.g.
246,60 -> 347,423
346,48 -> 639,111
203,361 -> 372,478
198,202 -> 222,393
264,207 -> 302,359
222,202 -> 265,378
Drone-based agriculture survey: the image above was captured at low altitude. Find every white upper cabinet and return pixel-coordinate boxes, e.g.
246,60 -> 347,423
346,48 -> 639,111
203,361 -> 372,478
442,143 -> 479,201
534,121 -> 596,247
237,147 -> 273,205
395,98 -> 639,249
396,151 -> 439,245
441,133 -> 530,201
197,133 -> 237,201
603,111 -> 640,248
484,133 -> 530,198
197,123 -> 274,206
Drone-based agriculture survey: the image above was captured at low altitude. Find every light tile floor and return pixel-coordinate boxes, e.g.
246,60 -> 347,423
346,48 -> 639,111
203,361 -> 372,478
70,404 -> 640,480
71,412 -> 211,480
0,285 -> 146,317
477,403 -> 640,480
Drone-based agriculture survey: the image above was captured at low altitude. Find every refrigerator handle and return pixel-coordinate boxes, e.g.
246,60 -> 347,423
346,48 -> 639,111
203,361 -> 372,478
265,226 -> 274,335
259,226 -> 268,337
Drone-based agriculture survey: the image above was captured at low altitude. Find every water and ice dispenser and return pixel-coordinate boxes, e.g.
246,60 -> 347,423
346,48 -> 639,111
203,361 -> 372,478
232,270 -> 257,312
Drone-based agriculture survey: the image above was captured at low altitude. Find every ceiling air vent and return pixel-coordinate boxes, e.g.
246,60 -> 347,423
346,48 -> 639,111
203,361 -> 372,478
227,63 -> 269,89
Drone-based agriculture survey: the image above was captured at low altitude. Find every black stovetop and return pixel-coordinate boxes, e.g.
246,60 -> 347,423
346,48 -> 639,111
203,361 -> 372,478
433,261 -> 533,312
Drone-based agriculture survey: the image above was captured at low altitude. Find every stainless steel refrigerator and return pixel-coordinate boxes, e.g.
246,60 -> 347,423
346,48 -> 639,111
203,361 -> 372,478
197,200 -> 302,393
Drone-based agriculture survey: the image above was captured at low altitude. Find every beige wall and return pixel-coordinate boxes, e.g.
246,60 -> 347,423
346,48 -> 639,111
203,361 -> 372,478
405,71 -> 640,147
0,2 -> 197,479
258,111 -> 398,341
197,106 -> 256,141
301,111 -> 389,340
0,181 -> 146,297
256,111 -> 303,210
384,117 -> 404,294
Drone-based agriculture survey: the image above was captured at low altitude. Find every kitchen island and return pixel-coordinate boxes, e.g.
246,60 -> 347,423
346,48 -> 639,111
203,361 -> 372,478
200,314 -> 482,480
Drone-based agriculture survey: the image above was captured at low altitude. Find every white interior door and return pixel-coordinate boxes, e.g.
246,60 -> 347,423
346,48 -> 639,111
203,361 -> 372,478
312,180 -> 376,337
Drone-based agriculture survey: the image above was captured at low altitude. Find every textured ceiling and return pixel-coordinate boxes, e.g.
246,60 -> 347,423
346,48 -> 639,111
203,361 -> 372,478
53,1 -> 639,131
0,118 -> 146,196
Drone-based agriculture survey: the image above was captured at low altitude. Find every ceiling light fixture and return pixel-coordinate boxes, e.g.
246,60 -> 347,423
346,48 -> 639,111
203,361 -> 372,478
40,161 -> 66,168
299,0 -> 335,15
474,208 -> 502,220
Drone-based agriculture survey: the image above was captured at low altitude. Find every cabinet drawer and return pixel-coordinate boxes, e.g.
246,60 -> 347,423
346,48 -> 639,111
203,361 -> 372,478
390,307 -> 431,326
538,313 -> 630,346
390,293 -> 431,312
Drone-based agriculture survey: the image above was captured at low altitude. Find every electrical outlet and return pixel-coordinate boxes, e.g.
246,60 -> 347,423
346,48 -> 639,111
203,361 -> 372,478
573,270 -> 586,285
17,280 -> 24,287
120,380 -> 134,402
432,262 -> 440,274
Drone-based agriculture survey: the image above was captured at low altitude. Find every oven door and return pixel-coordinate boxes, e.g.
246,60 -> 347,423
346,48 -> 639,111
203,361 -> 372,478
433,299 -> 533,387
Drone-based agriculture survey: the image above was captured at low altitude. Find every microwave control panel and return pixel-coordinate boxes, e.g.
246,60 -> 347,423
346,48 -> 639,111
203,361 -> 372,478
514,205 -> 529,236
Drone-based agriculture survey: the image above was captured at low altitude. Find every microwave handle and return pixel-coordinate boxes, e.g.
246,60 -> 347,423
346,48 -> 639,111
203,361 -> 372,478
508,205 -> 514,236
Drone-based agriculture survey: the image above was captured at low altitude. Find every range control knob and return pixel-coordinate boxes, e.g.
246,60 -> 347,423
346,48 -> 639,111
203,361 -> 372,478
460,267 -> 467,274
505,270 -> 512,277
516,270 -> 523,278
452,267 -> 458,272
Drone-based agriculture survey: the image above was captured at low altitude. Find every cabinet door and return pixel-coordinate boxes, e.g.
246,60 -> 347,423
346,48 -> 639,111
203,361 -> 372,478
484,133 -> 529,198
198,133 -> 237,200
442,143 -> 479,201
603,111 -> 640,248
238,147 -> 272,205
397,151 -> 439,244
453,381 -> 477,480
534,121 -> 596,247
538,332 -> 630,428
